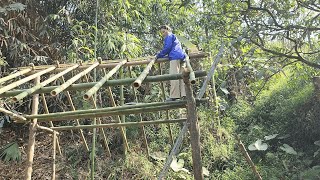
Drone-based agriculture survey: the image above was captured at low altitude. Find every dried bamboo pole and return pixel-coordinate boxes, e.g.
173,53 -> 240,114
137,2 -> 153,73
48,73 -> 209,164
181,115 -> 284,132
84,74 -> 111,157
133,58 -> 156,88
185,56 -> 196,84
1,71 -> 207,97
0,66 -> 56,95
60,76 -> 89,152
158,63 -> 173,145
51,118 -> 187,130
25,76 -> 40,180
41,94 -> 62,155
106,86 -> 130,152
51,62 -> 99,96
13,65 -> 79,102
128,66 -> 149,155
83,60 -> 126,100
27,100 -> 202,119
0,68 -> 31,84
0,107 -> 26,122
52,131 -> 57,180
236,135 -> 262,180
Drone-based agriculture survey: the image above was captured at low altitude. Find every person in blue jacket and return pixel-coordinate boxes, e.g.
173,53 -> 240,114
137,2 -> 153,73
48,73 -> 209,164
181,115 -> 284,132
156,25 -> 186,101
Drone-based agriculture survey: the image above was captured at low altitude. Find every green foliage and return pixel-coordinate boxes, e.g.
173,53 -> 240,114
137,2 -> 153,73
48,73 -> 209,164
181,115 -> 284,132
0,142 -> 21,162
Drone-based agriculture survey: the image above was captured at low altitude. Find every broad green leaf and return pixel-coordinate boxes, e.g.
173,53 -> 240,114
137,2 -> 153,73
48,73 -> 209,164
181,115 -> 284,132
8,3 -> 27,11
203,167 -> 210,176
264,134 -> 278,140
0,142 -> 21,162
314,140 -> 320,146
149,151 -> 166,161
170,156 -> 190,173
280,144 -> 297,155
220,87 -> 230,95
248,139 -> 268,151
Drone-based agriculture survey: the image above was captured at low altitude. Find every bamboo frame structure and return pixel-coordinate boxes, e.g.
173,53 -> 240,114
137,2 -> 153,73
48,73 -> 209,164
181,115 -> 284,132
133,59 -> 156,88
0,68 -> 31,84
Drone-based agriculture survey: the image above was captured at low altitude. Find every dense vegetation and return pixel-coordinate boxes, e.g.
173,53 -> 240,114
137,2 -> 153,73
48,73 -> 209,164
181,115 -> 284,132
0,0 -> 319,179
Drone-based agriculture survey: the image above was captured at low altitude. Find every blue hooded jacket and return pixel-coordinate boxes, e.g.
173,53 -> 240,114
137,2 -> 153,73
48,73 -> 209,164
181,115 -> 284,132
156,32 -> 186,61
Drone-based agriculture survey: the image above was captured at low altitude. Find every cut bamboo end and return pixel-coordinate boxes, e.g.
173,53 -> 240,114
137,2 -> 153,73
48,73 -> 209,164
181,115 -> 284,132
51,91 -> 58,96
83,93 -> 90,100
133,81 -> 141,88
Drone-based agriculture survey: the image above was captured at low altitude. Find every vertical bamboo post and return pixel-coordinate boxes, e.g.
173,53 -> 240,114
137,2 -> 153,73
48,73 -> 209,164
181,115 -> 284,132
52,131 -> 57,180
120,67 -> 125,123
183,70 -> 203,180
25,76 -> 40,180
128,66 -> 149,155
84,75 -> 111,157
158,63 -> 173,145
236,135 -> 262,180
41,94 -> 62,155
60,76 -> 89,152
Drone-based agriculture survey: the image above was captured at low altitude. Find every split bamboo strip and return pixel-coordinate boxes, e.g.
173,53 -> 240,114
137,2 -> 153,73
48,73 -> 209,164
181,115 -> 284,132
52,131 -> 57,180
0,66 -> 56,95
133,58 -> 156,88
158,63 -> 173,145
13,65 -> 79,102
0,107 -> 26,122
84,74 -> 111,157
51,62 -> 99,96
106,86 -> 129,152
1,71 -> 207,97
40,94 -> 62,155
27,100 -> 203,119
84,60 -> 126,100
51,118 -> 187,130
60,76 -> 89,152
128,66 -> 149,155
25,76 -> 40,180
0,68 -> 31,84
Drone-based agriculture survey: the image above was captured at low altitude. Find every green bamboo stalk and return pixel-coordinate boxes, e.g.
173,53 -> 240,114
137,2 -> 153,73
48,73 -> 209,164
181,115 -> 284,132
133,58 -> 156,88
51,62 -> 99,96
0,66 -> 56,95
0,68 -> 31,84
158,63 -> 174,145
52,131 -> 57,180
1,71 -> 207,98
84,60 -> 126,100
13,65 -> 79,102
0,107 -> 26,122
51,118 -> 187,130
185,56 -> 196,84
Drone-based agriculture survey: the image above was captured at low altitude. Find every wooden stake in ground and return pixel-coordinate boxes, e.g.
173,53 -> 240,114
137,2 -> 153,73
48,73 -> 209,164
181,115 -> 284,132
25,76 -> 40,180
182,69 -> 204,180
236,135 -> 262,180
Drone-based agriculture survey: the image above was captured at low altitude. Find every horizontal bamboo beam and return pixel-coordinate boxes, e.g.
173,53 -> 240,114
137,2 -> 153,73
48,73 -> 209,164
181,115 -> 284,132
83,60 -> 126,100
0,68 -> 31,84
12,65 -> 79,102
51,118 -> 187,130
1,71 -> 207,98
0,66 -> 56,95
0,107 -> 26,122
51,62 -> 99,96
133,59 -> 156,88
26,99 -> 207,122
18,52 -> 207,73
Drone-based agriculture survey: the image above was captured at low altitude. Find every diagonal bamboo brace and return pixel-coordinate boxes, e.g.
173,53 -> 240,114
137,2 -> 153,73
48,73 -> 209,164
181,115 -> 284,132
51,62 -> 99,96
133,58 -> 156,88
0,68 -> 31,85
83,60 -> 127,100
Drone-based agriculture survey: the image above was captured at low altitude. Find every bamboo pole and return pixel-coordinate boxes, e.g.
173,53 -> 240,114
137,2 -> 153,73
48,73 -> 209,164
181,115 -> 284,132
183,69 -> 203,180
60,76 -> 90,152
52,131 -> 57,180
106,86 -> 130,152
133,58 -> 156,88
158,63 -> 173,145
84,74 -> 111,157
0,68 -> 31,84
1,71 -> 207,97
84,60 -> 126,100
13,64 -> 79,102
51,118 -> 187,130
236,135 -> 262,180
0,66 -> 56,95
51,62 -> 99,96
41,94 -> 62,155
25,76 -> 40,180
0,107 -> 26,122
120,67 -> 125,124
185,56 -> 196,84
27,100 -> 204,119
17,52 -> 207,73
128,66 -> 149,155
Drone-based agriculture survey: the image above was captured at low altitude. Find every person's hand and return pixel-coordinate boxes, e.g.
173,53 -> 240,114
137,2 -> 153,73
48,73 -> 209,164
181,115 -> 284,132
154,55 -> 158,61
